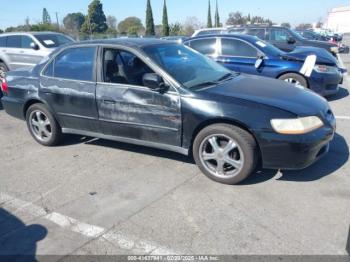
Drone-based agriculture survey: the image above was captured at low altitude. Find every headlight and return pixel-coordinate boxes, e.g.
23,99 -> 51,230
314,65 -> 338,73
270,116 -> 324,135
330,46 -> 339,53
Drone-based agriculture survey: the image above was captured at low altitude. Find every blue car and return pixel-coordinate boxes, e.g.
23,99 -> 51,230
184,34 -> 346,96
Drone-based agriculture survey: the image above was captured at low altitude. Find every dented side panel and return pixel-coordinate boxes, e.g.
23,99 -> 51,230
96,83 -> 182,146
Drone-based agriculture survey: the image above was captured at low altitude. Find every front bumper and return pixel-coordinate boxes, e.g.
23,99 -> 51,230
255,125 -> 335,170
309,69 -> 344,96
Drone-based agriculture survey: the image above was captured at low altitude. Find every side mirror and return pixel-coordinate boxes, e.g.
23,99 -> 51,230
255,56 -> 264,69
143,73 -> 166,92
287,37 -> 296,44
30,42 -> 40,50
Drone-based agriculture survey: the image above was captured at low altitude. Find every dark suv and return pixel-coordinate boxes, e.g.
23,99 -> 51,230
228,26 -> 339,56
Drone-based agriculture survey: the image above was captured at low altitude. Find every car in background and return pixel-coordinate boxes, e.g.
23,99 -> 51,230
0,32 -> 74,76
0,39 -> 336,185
233,26 -> 340,57
160,36 -> 189,43
296,30 -> 331,42
192,28 -> 227,37
184,34 -> 346,96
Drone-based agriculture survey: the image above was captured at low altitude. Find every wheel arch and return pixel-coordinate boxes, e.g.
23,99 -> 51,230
276,71 -> 310,88
189,118 -> 262,161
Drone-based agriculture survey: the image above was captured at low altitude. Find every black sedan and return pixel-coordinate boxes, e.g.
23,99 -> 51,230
1,39 -> 336,185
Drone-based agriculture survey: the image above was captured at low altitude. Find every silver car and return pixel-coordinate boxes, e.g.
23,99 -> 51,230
0,32 -> 74,77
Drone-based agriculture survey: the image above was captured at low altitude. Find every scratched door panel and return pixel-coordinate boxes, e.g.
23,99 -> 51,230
96,83 -> 182,147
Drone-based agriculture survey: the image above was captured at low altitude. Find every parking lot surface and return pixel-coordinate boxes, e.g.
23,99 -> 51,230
0,37 -> 350,259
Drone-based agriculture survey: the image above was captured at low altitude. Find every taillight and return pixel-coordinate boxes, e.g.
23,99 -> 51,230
1,79 -> 8,94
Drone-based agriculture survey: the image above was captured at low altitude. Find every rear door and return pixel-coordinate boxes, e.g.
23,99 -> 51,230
95,47 -> 182,147
40,46 -> 100,132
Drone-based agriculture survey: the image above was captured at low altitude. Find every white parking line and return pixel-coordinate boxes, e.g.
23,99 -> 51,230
336,116 -> 350,120
0,192 -> 178,255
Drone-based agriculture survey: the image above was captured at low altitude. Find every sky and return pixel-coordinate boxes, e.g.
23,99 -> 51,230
0,0 -> 350,30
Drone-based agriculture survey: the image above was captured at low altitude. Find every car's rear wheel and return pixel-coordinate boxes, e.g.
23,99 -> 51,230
278,73 -> 308,88
26,103 -> 62,146
0,62 -> 8,80
193,124 -> 258,185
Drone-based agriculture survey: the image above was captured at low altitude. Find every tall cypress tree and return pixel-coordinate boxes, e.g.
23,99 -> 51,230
162,0 -> 170,36
42,8 -> 52,24
207,0 -> 213,28
145,0 -> 155,36
81,0 -> 107,34
214,0 -> 220,27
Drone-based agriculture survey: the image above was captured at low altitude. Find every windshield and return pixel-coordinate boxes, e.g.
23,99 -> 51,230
34,34 -> 74,48
254,38 -> 285,57
143,44 -> 233,89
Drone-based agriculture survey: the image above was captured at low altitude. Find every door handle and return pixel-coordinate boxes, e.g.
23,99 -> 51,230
102,99 -> 117,104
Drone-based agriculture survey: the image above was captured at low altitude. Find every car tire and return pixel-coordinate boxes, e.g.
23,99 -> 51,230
0,62 -> 8,79
278,73 -> 308,88
26,103 -> 62,147
193,124 -> 258,185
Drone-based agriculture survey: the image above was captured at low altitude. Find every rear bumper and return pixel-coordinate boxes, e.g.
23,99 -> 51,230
1,96 -> 25,120
255,125 -> 335,170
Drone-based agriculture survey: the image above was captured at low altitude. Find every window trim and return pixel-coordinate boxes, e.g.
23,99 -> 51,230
41,45 -> 98,83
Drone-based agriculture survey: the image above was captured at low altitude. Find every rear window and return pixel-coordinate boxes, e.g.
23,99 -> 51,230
7,35 -> 21,48
34,34 -> 73,48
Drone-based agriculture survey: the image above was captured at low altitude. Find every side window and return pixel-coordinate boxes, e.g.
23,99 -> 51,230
21,36 -> 35,49
45,47 -> 96,81
189,39 -> 217,55
0,37 -> 6,47
103,48 -> 154,86
6,36 -> 21,48
221,39 -> 258,57
248,29 -> 266,40
270,29 -> 289,41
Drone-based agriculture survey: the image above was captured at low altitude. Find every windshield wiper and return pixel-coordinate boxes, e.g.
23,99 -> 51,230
216,72 -> 238,82
190,81 -> 218,88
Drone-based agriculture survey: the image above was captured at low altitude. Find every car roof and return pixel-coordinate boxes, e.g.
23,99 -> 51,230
187,34 -> 259,42
0,31 -> 65,36
65,38 -> 174,49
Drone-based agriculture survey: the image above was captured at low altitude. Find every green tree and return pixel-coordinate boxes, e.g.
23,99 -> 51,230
81,0 -> 108,34
63,13 -> 85,32
118,17 -> 144,35
106,15 -> 118,35
145,0 -> 155,36
42,8 -> 51,24
207,0 -> 213,28
162,0 -> 170,36
281,22 -> 291,29
169,23 -> 183,36
0,29 -> 3,34
214,0 -> 220,27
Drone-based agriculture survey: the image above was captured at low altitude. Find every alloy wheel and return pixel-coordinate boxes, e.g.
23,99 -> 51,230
29,110 -> 52,142
199,134 -> 244,179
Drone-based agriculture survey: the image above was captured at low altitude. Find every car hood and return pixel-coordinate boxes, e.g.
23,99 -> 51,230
197,74 -> 329,116
281,46 -> 338,66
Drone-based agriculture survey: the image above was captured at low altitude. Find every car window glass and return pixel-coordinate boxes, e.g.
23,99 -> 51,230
6,36 -> 21,48
189,39 -> 217,55
21,36 -> 34,49
270,29 -> 289,41
103,48 -> 154,86
34,34 -> 73,48
221,38 -> 258,57
0,37 -> 6,47
49,47 -> 96,81
197,30 -> 222,36
248,29 -> 266,40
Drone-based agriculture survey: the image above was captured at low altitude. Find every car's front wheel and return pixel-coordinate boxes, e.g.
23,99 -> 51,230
278,73 -> 308,88
193,124 -> 258,185
26,103 -> 62,146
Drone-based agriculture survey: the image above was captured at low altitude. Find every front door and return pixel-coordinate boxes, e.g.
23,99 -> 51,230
269,28 -> 296,52
96,48 -> 182,147
40,46 -> 99,132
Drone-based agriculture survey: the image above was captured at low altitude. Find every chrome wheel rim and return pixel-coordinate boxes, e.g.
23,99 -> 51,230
199,134 -> 244,179
284,78 -> 303,87
29,110 -> 52,142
